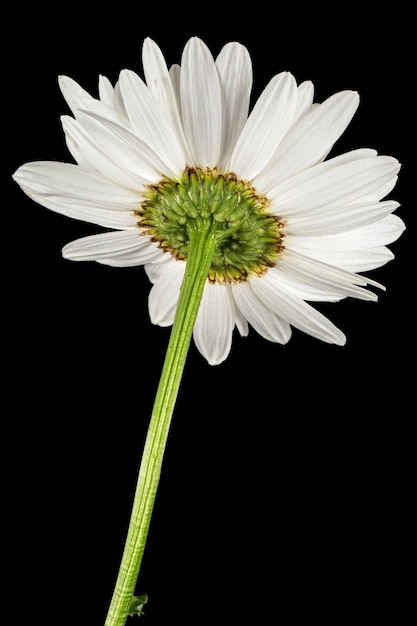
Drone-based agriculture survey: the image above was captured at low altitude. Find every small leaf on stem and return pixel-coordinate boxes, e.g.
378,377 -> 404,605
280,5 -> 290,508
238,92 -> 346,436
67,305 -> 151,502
128,594 -> 148,617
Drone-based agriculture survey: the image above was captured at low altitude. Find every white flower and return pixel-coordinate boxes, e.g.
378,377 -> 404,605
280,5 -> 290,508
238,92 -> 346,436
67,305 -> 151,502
13,37 -> 404,365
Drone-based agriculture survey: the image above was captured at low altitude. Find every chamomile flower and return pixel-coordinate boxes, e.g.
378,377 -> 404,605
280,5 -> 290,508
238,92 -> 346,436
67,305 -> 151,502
13,37 -> 404,364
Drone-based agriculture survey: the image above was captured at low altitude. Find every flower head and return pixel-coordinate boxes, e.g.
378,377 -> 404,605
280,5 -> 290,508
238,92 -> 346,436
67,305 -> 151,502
13,37 -> 404,364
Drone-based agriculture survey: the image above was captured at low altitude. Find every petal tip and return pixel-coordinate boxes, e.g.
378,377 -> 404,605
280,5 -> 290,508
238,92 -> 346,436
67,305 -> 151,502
58,74 -> 73,91
142,36 -> 158,54
12,168 -> 22,183
337,334 -> 347,346
328,327 -> 347,346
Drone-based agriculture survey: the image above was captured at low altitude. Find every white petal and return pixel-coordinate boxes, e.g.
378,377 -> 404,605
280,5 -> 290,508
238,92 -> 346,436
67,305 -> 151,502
193,283 -> 234,365
113,81 -> 129,121
229,72 -> 298,180
61,116 -> 145,189
63,130 -> 93,169
279,248 -> 381,301
142,38 -> 192,162
180,37 -> 222,167
250,271 -> 346,345
76,110 -> 175,180
98,75 -> 114,107
268,266 -> 344,302
145,254 -> 173,284
118,69 -> 186,173
286,199 -> 400,236
59,109 -> 94,168
58,75 -> 95,116
148,259 -> 185,326
13,161 -> 138,206
293,81 -> 315,122
17,193 -> 136,229
291,245 -> 394,272
13,161 -> 139,229
61,92 -> 136,167
215,42 -> 253,169
231,281 -> 292,343
62,230 -> 164,267
75,94 -> 128,125
286,214 -> 405,252
169,64 -> 182,113
285,214 -> 405,271
59,74 -> 128,130
268,148 -> 375,210
227,283 -> 249,336
255,90 -> 360,192
142,37 -> 168,95
269,154 -> 400,216
356,214 -> 406,246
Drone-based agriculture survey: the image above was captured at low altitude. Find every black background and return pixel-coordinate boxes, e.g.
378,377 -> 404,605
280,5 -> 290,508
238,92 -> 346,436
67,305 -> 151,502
6,5 -> 413,625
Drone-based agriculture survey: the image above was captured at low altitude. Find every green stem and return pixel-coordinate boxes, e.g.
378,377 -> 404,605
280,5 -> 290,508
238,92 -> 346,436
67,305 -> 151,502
104,222 -> 218,626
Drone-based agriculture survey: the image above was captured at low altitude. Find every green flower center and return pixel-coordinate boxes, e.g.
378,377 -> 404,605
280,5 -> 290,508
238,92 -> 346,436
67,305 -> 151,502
136,167 -> 285,283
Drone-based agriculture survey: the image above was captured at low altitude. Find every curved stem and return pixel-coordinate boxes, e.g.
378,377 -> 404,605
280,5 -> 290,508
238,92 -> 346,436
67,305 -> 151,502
104,223 -> 217,626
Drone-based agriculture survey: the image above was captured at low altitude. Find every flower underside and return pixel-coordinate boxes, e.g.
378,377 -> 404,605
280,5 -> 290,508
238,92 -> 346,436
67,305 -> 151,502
136,167 -> 285,283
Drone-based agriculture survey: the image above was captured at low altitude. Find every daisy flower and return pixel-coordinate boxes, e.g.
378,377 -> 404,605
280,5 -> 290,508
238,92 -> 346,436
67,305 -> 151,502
13,37 -> 404,365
